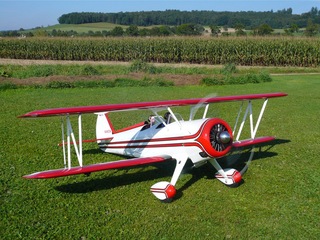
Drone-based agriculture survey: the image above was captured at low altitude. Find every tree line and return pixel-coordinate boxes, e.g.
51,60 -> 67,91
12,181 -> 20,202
1,8 -> 319,38
58,8 -> 320,29
1,20 -> 319,38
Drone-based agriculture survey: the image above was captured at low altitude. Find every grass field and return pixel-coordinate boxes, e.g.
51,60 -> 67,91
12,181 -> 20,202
35,23 -> 128,33
0,74 -> 319,239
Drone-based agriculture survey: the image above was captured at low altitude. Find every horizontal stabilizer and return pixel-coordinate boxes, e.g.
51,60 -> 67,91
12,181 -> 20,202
232,136 -> 275,148
24,155 -> 172,179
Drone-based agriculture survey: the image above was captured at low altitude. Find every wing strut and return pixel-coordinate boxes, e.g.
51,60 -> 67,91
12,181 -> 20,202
230,98 -> 271,181
61,117 -> 66,168
62,114 -> 83,169
233,98 -> 269,141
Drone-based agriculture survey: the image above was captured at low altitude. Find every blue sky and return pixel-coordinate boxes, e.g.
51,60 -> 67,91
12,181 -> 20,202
0,0 -> 319,30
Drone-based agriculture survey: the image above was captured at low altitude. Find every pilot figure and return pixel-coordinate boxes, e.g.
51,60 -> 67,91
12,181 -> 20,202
143,115 -> 156,129
164,112 -> 172,124
148,115 -> 155,126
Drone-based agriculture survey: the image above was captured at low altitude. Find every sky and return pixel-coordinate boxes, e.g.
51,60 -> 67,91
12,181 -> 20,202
0,0 -> 319,31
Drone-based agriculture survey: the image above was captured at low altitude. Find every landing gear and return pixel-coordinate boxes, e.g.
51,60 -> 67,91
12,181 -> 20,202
209,158 -> 242,186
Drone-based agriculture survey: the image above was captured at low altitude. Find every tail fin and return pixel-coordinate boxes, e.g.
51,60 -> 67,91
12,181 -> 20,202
96,112 -> 114,142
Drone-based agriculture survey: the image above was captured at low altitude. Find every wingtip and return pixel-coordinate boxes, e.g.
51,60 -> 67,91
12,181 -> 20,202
23,174 -> 34,179
23,171 -> 48,179
23,172 -> 39,179
18,112 -> 38,118
18,114 -> 29,118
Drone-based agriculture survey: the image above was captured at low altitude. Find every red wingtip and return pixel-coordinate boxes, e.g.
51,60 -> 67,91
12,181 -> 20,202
23,172 -> 45,179
23,174 -> 36,179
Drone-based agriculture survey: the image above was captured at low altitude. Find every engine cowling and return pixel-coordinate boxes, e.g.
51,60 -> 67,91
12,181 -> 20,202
197,118 -> 233,158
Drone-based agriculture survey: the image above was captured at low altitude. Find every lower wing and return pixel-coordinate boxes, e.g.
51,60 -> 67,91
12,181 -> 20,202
24,155 -> 172,179
232,136 -> 275,148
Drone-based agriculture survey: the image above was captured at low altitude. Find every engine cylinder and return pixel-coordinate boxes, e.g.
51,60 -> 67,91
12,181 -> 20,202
197,118 -> 233,158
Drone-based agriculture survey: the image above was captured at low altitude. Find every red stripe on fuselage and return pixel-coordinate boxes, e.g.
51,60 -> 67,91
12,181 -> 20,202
103,142 -> 203,149
99,121 -> 210,155
104,121 -> 207,146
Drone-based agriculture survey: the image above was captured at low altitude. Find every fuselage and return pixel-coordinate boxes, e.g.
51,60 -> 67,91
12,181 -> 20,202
97,117 -> 233,165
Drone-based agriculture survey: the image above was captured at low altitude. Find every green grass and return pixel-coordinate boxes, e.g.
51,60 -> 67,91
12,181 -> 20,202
1,74 -> 319,239
0,64 -> 129,78
0,63 -> 221,79
2,62 -> 320,80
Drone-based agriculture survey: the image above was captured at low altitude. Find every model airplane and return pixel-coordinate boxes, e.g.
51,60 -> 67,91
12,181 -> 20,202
20,92 -> 287,201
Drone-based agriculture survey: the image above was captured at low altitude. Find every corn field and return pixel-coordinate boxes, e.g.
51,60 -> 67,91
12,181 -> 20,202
0,37 -> 319,67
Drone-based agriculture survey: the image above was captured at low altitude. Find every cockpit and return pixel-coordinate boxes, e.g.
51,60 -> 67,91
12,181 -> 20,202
141,111 -> 184,131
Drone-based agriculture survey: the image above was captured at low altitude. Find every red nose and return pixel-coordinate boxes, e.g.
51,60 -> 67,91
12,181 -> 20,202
197,118 -> 233,158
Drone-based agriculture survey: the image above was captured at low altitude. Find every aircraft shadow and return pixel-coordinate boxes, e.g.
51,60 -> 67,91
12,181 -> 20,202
55,161 -> 176,194
55,139 -> 290,196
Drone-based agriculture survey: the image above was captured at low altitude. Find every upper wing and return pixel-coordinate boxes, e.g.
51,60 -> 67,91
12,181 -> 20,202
23,155 -> 172,179
19,92 -> 287,118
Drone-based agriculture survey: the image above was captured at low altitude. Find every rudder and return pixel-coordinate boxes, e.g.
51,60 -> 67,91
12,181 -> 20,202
96,112 -> 114,142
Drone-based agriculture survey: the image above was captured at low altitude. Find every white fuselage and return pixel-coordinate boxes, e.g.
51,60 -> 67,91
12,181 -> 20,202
99,118 -> 210,164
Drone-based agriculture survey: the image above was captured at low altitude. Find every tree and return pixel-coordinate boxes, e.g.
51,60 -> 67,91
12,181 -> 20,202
194,24 -> 205,35
290,23 -> 299,33
51,29 -> 58,36
176,23 -> 204,36
209,25 -> 221,36
254,24 -> 274,36
310,7 -> 319,16
138,28 -> 149,37
57,9 -> 320,30
304,19 -> 319,36
158,26 -> 172,36
34,29 -> 48,37
284,23 -> 299,35
126,25 -> 139,36
110,26 -> 124,36
235,23 -> 246,36
102,30 -> 109,37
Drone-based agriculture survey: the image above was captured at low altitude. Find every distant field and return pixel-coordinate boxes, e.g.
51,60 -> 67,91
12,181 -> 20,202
44,22 -> 128,33
32,22 -> 170,34
0,73 -> 319,239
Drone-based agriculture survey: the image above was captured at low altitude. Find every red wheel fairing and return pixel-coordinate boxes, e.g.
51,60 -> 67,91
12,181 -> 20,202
197,118 -> 233,158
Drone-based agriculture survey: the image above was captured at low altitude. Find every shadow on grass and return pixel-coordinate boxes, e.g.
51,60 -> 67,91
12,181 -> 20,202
173,138 -> 291,199
219,138 -> 291,168
55,161 -> 176,194
55,139 -> 290,197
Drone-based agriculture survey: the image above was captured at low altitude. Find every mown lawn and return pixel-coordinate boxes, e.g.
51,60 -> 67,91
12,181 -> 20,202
0,74 -> 319,239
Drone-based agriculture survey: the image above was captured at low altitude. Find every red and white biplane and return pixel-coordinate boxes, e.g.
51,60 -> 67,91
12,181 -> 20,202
20,92 -> 287,201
